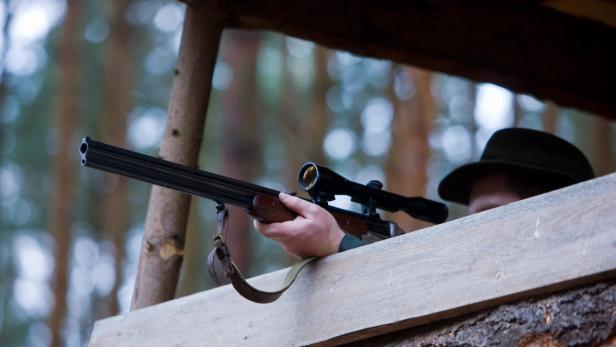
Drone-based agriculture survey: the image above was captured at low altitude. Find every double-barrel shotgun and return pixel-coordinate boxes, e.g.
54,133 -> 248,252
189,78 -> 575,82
79,137 -> 448,303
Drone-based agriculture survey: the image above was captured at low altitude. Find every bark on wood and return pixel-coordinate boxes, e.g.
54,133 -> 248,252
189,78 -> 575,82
219,0 -> 616,118
130,0 -> 224,310
48,0 -> 82,345
101,0 -> 132,316
353,279 -> 616,347
89,173 -> 616,346
220,31 -> 261,273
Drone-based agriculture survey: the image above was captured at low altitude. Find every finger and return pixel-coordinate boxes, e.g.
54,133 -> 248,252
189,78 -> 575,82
278,192 -> 320,218
253,220 -> 288,240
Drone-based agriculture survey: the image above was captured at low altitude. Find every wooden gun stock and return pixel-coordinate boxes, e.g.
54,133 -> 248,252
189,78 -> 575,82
248,194 -> 369,238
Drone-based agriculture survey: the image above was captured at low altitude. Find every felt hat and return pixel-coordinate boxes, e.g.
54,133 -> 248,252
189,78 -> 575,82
438,128 -> 595,205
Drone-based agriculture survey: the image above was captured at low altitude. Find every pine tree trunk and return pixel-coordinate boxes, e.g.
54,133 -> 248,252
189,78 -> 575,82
385,68 -> 435,232
102,0 -> 131,316
130,1 -> 223,310
0,0 -> 10,100
220,31 -> 261,274
0,0 -> 14,229
594,116 -> 613,176
48,0 -> 82,345
306,46 -> 330,164
467,82 -> 479,159
280,44 -> 304,188
282,44 -> 330,188
543,102 -> 558,134
512,94 -> 523,126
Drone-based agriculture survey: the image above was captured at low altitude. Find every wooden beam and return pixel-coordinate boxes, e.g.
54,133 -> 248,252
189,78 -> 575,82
545,0 -> 616,28
90,173 -> 616,346
219,0 -> 615,118
130,1 -> 224,310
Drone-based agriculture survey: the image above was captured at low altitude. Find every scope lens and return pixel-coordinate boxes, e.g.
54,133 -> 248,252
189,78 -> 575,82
300,164 -> 318,191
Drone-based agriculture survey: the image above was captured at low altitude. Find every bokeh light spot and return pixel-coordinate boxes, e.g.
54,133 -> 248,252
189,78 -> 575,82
324,128 -> 356,160
84,18 -> 109,43
442,125 -> 472,163
128,107 -> 166,149
474,83 -> 513,130
153,3 -> 184,33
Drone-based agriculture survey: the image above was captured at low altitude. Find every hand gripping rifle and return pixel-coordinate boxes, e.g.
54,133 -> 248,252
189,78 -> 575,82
80,138 -> 448,303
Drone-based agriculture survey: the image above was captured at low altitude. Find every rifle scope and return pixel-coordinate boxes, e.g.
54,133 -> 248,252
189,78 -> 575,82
298,162 -> 448,224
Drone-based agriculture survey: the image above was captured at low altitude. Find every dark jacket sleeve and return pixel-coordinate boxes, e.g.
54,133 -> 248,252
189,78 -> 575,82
338,233 -> 366,252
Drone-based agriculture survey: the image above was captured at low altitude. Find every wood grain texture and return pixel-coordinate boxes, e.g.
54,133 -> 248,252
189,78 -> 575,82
91,173 -> 616,346
217,0 -> 616,117
130,1 -> 223,310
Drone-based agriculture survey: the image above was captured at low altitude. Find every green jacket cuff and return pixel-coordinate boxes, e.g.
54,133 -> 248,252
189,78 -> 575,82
338,233 -> 366,252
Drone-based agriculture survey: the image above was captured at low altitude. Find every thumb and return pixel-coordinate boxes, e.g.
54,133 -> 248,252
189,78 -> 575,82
278,192 -> 319,218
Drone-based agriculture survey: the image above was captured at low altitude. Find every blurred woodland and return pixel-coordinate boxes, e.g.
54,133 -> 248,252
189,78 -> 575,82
0,0 -> 614,346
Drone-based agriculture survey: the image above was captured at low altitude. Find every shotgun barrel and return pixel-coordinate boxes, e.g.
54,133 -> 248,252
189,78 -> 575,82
80,137 -> 276,208
79,137 -> 408,238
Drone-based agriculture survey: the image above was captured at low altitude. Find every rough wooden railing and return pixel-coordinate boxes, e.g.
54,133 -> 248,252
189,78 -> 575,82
89,173 -> 616,346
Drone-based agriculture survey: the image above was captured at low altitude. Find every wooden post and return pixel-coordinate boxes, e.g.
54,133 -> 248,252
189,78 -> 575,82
48,0 -> 82,345
130,0 -> 224,310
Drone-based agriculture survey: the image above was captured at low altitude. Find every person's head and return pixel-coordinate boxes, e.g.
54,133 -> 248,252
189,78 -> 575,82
438,128 -> 595,213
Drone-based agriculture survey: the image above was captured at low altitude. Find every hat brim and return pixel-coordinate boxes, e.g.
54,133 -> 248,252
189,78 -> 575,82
437,160 -> 578,205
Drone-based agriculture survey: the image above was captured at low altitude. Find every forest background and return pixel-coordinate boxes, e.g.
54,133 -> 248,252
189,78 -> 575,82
0,0 -> 614,346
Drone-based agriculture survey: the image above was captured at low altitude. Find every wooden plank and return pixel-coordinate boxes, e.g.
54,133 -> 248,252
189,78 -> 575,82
217,0 -> 616,118
89,173 -> 616,346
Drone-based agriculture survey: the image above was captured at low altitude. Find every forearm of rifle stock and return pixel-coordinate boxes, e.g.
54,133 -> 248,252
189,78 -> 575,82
330,214 -> 368,238
248,194 -> 297,223
248,194 -> 367,238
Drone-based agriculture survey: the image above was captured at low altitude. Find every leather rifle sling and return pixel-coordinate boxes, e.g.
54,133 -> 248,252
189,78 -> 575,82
207,204 -> 317,303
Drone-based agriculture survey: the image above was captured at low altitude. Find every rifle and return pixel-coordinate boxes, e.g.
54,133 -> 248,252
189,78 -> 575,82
80,137 -> 448,303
